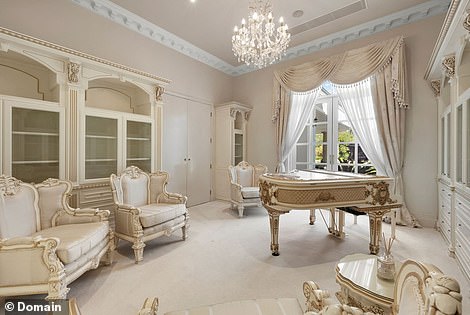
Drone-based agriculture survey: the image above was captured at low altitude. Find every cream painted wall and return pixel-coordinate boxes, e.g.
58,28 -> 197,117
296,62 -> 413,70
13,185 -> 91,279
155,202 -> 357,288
232,15 -> 446,227
0,0 -> 233,105
0,0 -> 446,226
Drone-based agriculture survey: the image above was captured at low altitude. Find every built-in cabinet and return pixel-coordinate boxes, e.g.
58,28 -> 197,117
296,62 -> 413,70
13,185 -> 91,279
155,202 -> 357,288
428,0 -> 470,282
1,96 -> 65,183
214,102 -> 251,201
0,27 -> 167,219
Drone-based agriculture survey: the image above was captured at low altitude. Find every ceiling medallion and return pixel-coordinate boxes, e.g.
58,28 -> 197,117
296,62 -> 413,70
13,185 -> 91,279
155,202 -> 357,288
232,0 -> 291,68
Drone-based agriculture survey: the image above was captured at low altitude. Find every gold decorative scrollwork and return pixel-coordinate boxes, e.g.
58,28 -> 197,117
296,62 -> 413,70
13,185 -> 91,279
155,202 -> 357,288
259,180 -> 277,205
155,86 -> 165,102
67,62 -> 80,83
315,191 -> 335,202
123,165 -> 142,179
464,12 -> 470,32
365,181 -> 395,206
430,80 -> 440,97
0,175 -> 22,196
346,295 -> 385,315
442,55 -> 455,78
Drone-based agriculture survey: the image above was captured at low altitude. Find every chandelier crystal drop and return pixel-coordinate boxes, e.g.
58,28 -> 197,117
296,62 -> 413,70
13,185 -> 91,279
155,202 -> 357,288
232,0 -> 291,68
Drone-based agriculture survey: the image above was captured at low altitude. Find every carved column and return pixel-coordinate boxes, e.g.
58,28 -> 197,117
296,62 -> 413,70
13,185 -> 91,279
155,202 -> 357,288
61,61 -> 85,182
153,85 -> 164,170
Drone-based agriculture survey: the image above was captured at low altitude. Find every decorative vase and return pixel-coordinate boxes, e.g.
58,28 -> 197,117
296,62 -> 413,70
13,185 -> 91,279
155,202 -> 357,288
377,253 -> 396,280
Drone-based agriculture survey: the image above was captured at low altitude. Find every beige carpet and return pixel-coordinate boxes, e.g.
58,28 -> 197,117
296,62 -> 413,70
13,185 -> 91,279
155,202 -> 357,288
3,201 -> 470,314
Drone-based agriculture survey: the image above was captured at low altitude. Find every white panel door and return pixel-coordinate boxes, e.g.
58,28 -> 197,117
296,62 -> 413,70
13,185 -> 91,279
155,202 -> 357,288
162,94 -> 188,196
187,100 -> 211,206
162,95 -> 212,207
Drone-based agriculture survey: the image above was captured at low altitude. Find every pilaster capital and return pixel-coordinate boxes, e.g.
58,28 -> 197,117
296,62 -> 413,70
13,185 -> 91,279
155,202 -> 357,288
442,55 -> 455,78
67,62 -> 81,84
155,85 -> 165,102
430,80 -> 441,97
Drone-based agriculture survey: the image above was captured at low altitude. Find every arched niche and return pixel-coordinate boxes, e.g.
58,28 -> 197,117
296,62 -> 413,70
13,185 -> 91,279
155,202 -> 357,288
86,78 -> 151,115
0,50 -> 58,101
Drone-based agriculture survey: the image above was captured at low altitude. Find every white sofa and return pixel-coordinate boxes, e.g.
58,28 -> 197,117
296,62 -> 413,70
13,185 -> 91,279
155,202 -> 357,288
110,166 -> 189,263
0,176 -> 114,300
228,161 -> 267,217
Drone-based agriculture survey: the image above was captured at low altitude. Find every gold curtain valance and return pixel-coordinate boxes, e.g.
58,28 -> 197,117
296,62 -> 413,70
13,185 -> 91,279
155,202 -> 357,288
273,36 -> 407,121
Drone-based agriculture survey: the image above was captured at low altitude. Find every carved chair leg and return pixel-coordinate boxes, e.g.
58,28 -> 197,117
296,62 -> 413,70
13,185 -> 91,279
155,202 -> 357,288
46,271 -> 69,300
182,225 -> 188,240
237,205 -> 244,218
132,238 -> 145,264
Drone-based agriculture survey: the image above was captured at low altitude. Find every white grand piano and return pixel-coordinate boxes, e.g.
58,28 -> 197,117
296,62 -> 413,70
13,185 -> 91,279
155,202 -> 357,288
259,169 -> 401,256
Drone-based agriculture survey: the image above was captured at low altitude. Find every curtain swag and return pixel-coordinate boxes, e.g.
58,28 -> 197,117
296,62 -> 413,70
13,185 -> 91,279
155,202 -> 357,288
272,36 -> 408,123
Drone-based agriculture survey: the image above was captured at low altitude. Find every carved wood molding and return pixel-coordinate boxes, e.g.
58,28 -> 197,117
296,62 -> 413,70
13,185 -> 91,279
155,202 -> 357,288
67,62 -> 80,83
430,80 -> 441,97
442,55 -> 456,78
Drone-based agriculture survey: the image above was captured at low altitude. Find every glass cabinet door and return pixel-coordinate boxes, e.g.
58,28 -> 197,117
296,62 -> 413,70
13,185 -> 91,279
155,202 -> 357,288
457,104 -> 463,183
11,107 -> 60,183
85,115 -> 118,179
234,132 -> 243,165
126,120 -> 151,172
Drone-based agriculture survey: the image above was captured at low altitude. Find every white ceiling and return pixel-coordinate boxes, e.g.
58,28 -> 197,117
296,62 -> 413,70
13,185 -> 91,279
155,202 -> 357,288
72,0 -> 450,75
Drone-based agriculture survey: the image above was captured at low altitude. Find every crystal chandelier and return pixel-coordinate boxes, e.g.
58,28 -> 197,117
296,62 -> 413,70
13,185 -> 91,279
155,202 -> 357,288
232,0 -> 290,68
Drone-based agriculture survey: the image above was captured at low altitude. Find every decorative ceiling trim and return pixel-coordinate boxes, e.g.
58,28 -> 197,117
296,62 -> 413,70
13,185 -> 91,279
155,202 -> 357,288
71,0 -> 450,77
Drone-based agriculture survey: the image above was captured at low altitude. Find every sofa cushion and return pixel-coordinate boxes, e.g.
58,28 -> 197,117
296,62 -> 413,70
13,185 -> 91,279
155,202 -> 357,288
32,222 -> 109,264
241,187 -> 260,199
164,298 -> 303,315
139,203 -> 187,228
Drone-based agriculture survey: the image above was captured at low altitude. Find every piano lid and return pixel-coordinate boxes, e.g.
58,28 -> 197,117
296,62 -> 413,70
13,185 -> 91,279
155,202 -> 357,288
262,169 -> 386,182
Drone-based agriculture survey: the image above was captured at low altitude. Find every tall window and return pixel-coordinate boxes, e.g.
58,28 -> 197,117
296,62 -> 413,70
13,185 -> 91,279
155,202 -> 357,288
294,85 -> 376,174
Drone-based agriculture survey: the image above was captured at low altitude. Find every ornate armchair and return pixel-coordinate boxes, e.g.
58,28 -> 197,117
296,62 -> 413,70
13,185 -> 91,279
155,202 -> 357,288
0,176 -> 114,300
228,161 -> 268,217
110,166 -> 189,263
303,259 -> 462,315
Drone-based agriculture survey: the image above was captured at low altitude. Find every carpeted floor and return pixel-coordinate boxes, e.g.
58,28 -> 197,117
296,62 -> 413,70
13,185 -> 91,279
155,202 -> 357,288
2,200 -> 469,314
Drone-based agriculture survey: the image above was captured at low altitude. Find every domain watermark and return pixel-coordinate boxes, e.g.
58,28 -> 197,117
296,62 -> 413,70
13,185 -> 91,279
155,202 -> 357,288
3,299 -> 70,314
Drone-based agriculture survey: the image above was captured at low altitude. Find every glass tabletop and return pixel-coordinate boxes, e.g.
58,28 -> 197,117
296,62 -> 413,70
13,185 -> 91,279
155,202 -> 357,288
337,254 -> 396,299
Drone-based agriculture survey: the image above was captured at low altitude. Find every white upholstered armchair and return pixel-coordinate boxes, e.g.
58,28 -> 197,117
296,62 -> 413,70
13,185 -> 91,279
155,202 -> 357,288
0,176 -> 114,300
110,166 -> 189,263
228,161 -> 268,217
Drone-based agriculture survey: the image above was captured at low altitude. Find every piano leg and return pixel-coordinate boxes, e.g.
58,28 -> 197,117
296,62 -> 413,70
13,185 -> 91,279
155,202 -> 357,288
268,209 -> 281,256
309,209 -> 316,225
328,208 -> 345,239
368,210 -> 388,255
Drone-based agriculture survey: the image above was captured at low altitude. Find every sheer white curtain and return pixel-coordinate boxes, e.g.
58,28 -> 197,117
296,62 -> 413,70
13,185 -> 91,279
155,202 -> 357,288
335,78 -> 412,225
277,88 -> 319,172
333,78 -> 386,175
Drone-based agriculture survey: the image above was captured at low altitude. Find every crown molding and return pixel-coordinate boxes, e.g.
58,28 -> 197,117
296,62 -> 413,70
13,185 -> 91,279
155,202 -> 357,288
71,0 -> 450,76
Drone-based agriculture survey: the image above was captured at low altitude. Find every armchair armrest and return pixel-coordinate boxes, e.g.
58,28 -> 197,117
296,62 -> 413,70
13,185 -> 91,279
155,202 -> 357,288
303,281 -> 333,312
114,204 -> 143,237
53,207 -> 111,226
230,182 -> 244,202
157,192 -> 187,204
0,236 -> 66,287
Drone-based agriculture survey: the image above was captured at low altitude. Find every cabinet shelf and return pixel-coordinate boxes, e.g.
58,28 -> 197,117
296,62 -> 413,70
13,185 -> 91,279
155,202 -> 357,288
127,137 -> 151,141
12,160 -> 59,164
13,131 -> 59,137
127,158 -> 151,161
85,158 -> 117,162
86,135 -> 118,140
